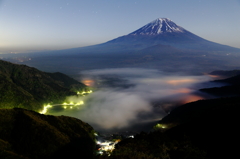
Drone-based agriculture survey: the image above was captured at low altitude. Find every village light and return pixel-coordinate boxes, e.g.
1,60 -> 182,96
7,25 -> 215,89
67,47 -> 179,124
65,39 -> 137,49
39,104 -> 52,114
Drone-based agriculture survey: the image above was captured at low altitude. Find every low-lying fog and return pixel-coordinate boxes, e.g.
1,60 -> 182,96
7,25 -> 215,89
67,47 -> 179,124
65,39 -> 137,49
47,68 -> 224,133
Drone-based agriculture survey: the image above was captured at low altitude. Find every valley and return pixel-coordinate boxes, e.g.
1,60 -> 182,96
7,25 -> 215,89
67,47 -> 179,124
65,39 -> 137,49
1,17 -> 240,158
35,67 -> 226,133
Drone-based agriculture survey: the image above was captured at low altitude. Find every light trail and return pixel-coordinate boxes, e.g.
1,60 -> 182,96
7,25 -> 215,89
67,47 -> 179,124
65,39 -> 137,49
39,101 -> 84,114
39,104 -> 52,114
77,90 -> 93,96
39,90 -> 93,114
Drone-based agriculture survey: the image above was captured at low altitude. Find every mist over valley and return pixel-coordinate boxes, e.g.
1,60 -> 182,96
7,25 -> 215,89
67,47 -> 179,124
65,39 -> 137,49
41,68 -> 226,133
1,16 -> 240,158
2,18 -> 240,133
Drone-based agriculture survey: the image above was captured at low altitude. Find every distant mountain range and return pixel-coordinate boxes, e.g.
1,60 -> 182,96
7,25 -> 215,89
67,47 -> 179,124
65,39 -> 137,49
94,18 -> 240,52
3,18 -> 240,74
200,71 -> 240,96
67,18 -> 238,53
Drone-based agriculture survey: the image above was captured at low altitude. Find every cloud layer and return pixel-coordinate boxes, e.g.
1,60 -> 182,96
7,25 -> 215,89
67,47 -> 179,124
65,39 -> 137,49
48,68 -> 218,132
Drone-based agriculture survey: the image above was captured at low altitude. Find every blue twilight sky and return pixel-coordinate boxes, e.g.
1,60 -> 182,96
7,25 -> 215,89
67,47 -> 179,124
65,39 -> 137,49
0,0 -> 240,54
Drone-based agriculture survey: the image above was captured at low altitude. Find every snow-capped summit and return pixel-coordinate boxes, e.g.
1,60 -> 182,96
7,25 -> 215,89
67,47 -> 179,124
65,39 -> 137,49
129,18 -> 186,35
99,17 -> 240,53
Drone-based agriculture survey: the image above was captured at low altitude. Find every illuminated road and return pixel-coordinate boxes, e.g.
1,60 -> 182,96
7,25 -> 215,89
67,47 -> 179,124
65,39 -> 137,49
39,90 -> 93,114
39,102 -> 85,114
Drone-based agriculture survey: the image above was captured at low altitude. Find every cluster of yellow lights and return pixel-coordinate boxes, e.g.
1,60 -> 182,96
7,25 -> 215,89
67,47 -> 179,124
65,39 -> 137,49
39,101 -> 84,114
39,90 -> 93,114
39,104 -> 52,114
97,140 -> 120,155
63,101 -> 84,107
155,124 -> 167,129
77,90 -> 93,95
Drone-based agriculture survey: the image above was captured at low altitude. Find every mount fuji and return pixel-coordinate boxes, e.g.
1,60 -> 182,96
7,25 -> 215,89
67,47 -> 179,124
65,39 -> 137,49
92,18 -> 239,53
8,18 -> 240,74
25,17 -> 239,55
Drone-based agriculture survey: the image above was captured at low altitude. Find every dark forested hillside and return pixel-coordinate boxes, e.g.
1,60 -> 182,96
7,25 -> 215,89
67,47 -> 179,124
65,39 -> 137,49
0,108 -> 96,159
0,60 -> 87,111
102,96 -> 240,159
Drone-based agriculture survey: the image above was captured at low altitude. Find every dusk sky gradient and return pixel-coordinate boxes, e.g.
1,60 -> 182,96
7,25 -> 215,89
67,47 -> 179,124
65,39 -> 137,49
0,0 -> 240,53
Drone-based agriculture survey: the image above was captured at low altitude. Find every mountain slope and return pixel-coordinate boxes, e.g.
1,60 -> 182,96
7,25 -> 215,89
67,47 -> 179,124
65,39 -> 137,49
98,18 -> 240,52
104,96 -> 240,159
3,18 -> 240,74
156,96 -> 240,159
0,60 -> 87,111
34,18 -> 239,55
0,108 -> 95,159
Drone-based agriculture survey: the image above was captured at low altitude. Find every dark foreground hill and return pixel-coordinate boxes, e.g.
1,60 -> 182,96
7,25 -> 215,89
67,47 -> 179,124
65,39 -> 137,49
103,96 -> 240,159
160,96 -> 239,159
0,108 -> 96,159
0,60 -> 87,111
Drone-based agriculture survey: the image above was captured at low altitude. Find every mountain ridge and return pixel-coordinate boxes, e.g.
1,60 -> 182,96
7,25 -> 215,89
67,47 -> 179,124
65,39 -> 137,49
102,18 -> 240,52
2,17 -> 240,74
0,59 -> 87,111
